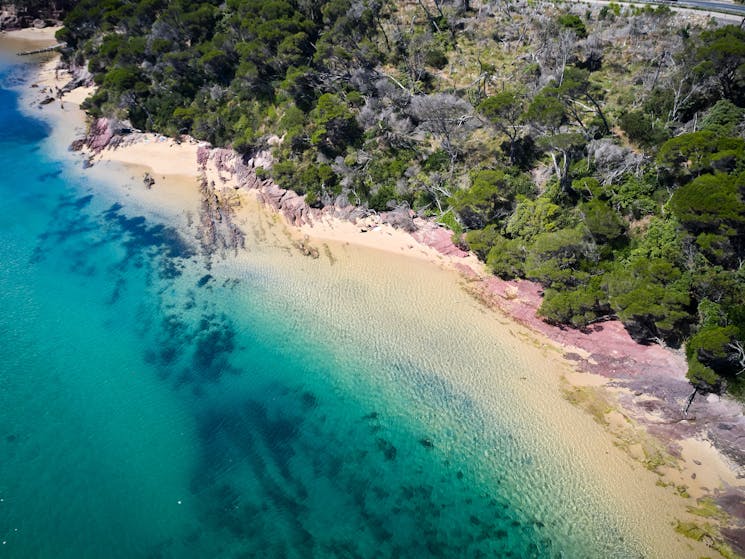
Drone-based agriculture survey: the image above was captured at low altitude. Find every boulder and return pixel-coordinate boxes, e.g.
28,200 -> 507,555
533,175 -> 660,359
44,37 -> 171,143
87,118 -> 114,152
381,205 -> 417,233
258,182 -> 286,210
0,8 -> 19,30
279,190 -> 308,226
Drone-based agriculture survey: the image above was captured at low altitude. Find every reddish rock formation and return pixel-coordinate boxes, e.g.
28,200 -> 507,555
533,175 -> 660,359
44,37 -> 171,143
83,118 -> 115,152
411,222 -> 469,257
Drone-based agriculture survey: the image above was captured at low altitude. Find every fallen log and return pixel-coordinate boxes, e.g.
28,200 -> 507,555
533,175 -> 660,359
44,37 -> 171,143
16,43 -> 66,56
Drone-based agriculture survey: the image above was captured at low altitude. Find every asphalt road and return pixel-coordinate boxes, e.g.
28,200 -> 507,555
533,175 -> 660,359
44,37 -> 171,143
586,0 -> 745,16
674,0 -> 745,15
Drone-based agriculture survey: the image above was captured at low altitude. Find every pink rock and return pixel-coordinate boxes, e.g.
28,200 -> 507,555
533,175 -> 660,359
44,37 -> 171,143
472,275 -> 687,380
196,145 -> 211,167
411,223 -> 469,258
87,118 -> 114,152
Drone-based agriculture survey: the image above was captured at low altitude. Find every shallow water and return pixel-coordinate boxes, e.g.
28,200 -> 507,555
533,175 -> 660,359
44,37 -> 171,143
0,55 -> 671,558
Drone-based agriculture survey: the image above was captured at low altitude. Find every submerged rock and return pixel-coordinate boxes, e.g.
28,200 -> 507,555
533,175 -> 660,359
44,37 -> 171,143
419,438 -> 434,449
376,438 -> 397,461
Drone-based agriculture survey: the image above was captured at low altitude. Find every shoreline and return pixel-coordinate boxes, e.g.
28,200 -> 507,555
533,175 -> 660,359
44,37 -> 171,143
3,27 -> 745,557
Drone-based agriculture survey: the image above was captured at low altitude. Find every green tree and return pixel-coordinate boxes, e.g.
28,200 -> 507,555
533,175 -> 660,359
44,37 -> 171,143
629,216 -> 686,266
538,280 -> 609,328
505,197 -> 572,242
523,226 -> 597,288
486,236 -> 526,278
309,93 -> 361,156
579,199 -> 626,244
619,111 -> 668,149
450,170 -> 516,229
557,13 -> 587,38
556,67 -> 610,136
524,89 -> 565,134
701,100 -> 745,137
669,173 -> 745,235
693,25 -> 745,105
656,131 -> 745,183
605,258 -> 692,344
478,91 -> 524,164
465,224 -> 501,260
686,324 -> 743,393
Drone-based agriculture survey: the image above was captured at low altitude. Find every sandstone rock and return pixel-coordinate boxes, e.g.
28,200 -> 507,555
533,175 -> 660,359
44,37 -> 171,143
279,190 -> 308,226
381,205 -> 417,233
411,223 -> 469,257
196,145 -> 211,167
259,183 -> 286,209
60,67 -> 93,92
86,118 -> 114,152
0,8 -> 19,31
249,149 -> 273,169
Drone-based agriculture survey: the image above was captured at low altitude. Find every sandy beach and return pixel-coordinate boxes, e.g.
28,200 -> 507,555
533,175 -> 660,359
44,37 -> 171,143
3,27 -> 745,558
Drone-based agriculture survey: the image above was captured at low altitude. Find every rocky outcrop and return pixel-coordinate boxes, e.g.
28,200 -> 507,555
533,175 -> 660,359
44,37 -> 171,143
255,182 -> 310,226
411,222 -> 469,257
381,205 -> 417,233
59,67 -> 92,94
198,146 -> 316,226
71,117 -> 138,154
0,2 -> 68,30
85,118 -> 115,152
0,6 -> 19,30
196,175 -> 245,265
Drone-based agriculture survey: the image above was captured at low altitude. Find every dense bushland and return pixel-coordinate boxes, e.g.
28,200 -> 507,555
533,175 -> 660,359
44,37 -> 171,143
50,0 -> 745,397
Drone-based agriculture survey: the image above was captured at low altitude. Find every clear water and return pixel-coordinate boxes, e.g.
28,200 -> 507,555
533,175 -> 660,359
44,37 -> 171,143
0,56 -> 649,558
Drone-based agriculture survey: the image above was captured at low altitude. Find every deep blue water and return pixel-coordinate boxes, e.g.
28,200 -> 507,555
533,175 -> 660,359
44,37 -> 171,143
0,56 -> 648,558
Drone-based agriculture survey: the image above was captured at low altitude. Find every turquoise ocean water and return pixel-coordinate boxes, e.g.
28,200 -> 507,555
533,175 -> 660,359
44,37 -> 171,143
0,54 -> 649,558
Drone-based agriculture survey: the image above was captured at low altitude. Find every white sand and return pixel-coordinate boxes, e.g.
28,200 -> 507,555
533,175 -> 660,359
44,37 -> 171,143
0,26 -> 61,44
90,136 -> 202,177
300,213 -> 454,264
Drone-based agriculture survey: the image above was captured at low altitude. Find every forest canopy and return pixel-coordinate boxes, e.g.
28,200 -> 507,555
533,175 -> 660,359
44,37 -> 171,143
46,0 -> 745,398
